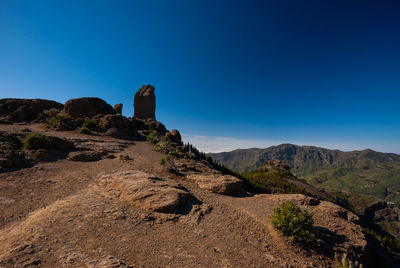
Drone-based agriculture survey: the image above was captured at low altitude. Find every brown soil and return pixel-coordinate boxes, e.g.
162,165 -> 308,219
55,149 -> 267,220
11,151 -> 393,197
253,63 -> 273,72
0,124 -> 369,267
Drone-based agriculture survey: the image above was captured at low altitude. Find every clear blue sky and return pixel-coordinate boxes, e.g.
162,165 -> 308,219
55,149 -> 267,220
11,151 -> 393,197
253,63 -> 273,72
1,0 -> 399,153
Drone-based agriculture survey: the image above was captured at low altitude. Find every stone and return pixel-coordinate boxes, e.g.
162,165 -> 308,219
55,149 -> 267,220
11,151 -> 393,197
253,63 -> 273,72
134,85 -> 156,120
113,103 -> 123,114
99,171 -> 190,213
170,129 -> 182,145
187,174 -> 242,194
0,98 -> 63,124
63,97 -> 114,118
68,151 -> 102,162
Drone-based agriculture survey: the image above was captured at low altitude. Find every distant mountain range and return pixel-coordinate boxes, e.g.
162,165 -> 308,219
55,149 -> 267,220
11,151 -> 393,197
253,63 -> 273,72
209,144 -> 400,205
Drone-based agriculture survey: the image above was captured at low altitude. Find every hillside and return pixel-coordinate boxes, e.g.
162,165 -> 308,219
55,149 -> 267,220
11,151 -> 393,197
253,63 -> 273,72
210,144 -> 400,206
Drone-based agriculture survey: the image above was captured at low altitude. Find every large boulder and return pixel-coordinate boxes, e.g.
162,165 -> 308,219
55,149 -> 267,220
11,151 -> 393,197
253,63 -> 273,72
63,97 -> 114,118
99,171 -> 190,213
134,85 -> 156,120
0,98 -> 63,124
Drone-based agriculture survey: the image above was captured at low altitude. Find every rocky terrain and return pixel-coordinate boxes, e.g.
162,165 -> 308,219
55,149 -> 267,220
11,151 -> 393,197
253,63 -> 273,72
0,86 -> 398,267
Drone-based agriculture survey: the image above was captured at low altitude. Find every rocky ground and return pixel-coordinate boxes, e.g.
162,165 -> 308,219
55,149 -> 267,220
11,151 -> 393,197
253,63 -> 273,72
0,123 -> 381,268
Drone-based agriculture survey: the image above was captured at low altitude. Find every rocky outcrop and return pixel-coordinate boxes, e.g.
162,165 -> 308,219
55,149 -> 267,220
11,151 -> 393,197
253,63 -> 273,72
99,171 -> 190,213
134,85 -> 156,120
0,132 -> 27,172
100,114 -> 137,139
113,103 -> 123,114
187,174 -> 242,194
0,98 -> 63,124
63,98 -> 114,118
170,129 -> 182,145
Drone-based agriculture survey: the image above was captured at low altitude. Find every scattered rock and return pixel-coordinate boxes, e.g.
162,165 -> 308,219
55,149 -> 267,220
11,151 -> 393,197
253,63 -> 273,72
187,174 -> 242,194
63,97 -> 114,118
99,171 -> 191,213
134,85 -> 156,120
68,151 -> 102,162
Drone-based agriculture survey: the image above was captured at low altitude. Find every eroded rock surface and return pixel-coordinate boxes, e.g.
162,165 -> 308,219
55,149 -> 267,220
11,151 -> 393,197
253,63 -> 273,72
99,171 -> 190,213
187,174 -> 243,194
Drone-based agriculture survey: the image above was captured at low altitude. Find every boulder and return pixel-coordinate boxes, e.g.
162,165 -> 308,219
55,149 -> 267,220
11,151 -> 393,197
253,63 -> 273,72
134,85 -> 156,120
170,129 -> 182,145
99,171 -> 190,213
0,98 -> 63,124
63,97 -> 114,118
113,103 -> 123,114
187,174 -> 242,194
0,132 -> 28,172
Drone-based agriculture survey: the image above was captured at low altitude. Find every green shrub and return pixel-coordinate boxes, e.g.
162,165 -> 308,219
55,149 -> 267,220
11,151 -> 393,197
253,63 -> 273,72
168,150 -> 179,158
24,133 -> 52,150
154,141 -> 168,153
162,132 -> 173,142
160,157 -> 166,165
79,127 -> 92,134
146,131 -> 160,144
270,201 -> 316,244
82,119 -> 97,130
45,114 -> 70,128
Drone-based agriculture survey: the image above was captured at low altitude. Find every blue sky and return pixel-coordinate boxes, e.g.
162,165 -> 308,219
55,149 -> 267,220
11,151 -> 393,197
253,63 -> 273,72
1,0 -> 399,153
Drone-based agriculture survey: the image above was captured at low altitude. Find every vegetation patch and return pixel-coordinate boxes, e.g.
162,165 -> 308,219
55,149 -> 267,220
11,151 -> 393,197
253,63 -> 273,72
79,127 -> 92,134
24,133 -> 52,150
45,114 -> 70,128
365,228 -> 400,256
242,169 -> 310,195
270,200 -> 316,244
146,131 -> 161,144
82,119 -> 97,130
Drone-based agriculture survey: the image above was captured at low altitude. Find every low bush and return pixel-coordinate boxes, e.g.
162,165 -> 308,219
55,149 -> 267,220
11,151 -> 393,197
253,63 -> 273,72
270,200 -> 316,244
168,150 -> 179,158
82,119 -> 97,130
45,114 -> 70,128
79,127 -> 92,134
146,131 -> 161,144
24,133 -> 52,150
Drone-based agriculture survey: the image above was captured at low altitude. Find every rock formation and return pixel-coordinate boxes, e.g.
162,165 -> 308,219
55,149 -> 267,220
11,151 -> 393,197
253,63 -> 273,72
63,97 -> 114,118
0,98 -> 63,124
113,103 -> 123,114
187,174 -> 243,194
134,85 -> 156,120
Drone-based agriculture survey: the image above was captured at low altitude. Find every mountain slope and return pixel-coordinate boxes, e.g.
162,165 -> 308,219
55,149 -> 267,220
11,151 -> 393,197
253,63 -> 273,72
210,144 -> 400,205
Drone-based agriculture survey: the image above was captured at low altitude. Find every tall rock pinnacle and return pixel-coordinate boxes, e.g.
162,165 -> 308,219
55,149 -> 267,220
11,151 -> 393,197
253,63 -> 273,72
134,85 -> 156,120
